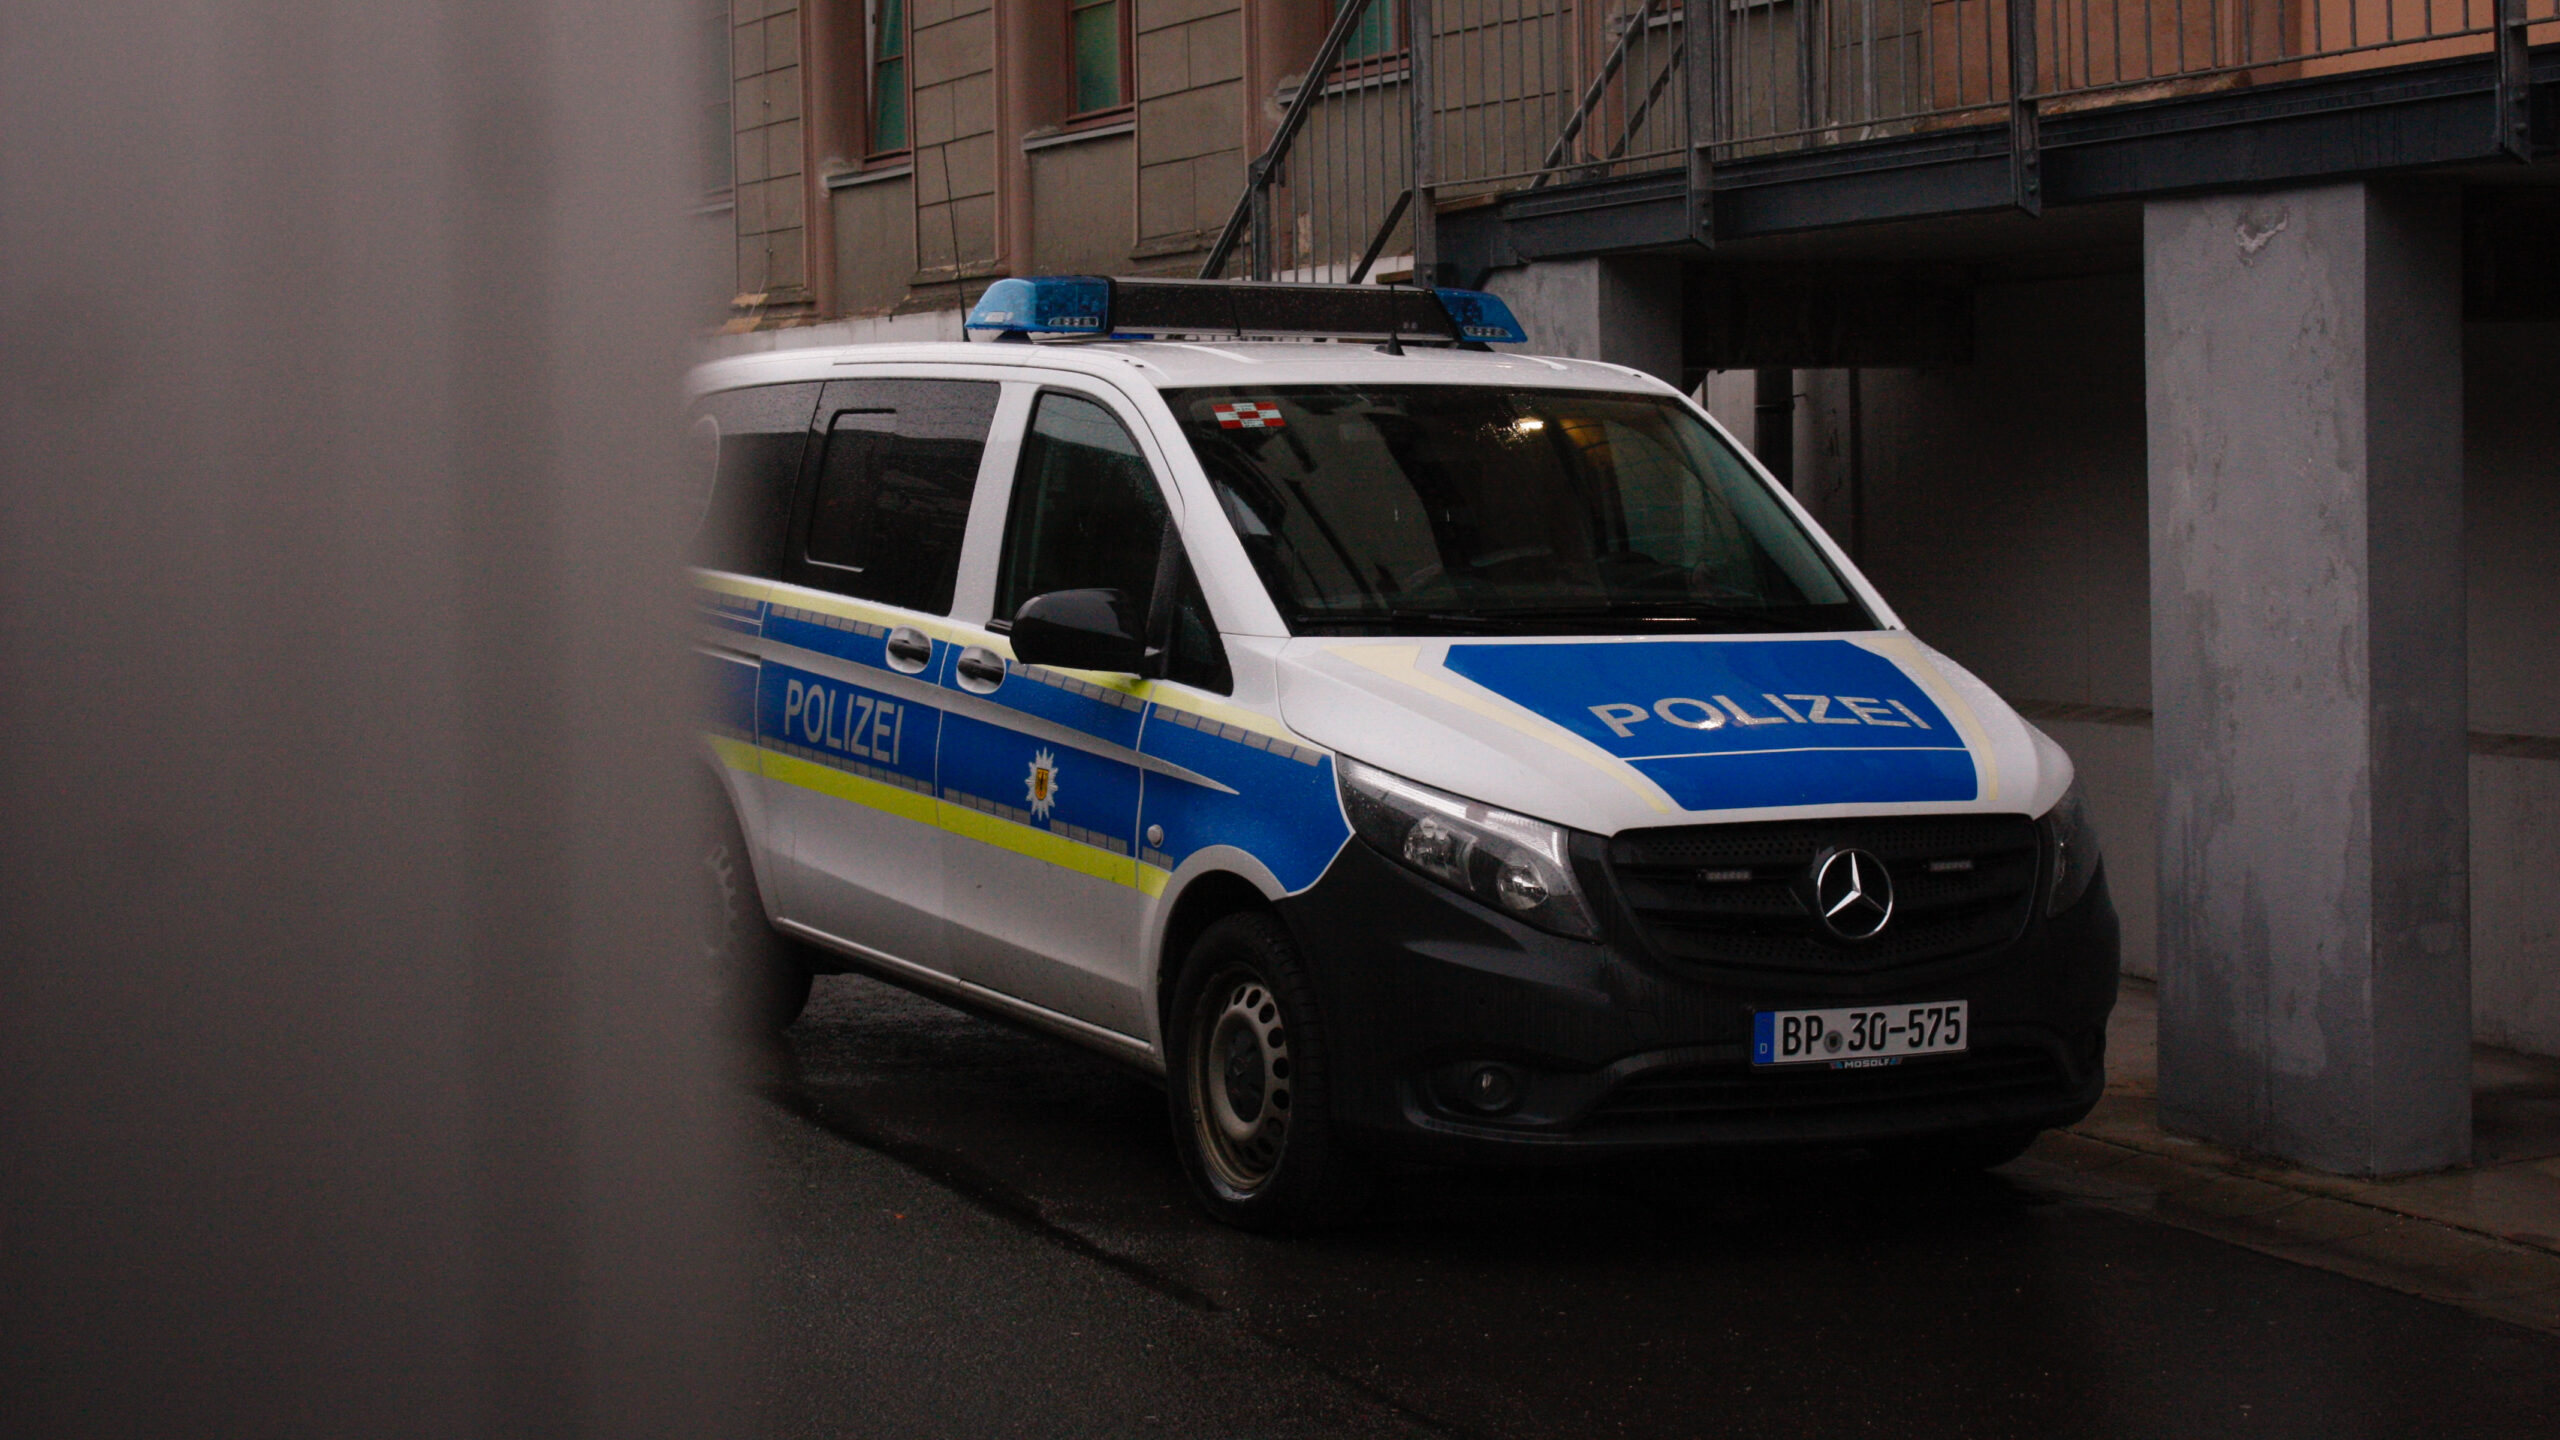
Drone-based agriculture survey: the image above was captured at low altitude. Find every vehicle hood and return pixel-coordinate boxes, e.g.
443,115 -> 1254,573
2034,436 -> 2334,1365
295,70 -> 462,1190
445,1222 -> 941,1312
1274,633 -> 2069,836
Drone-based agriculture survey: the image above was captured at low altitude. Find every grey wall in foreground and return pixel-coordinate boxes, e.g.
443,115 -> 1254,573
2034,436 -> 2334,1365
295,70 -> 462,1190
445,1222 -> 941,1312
2144,182 -> 2471,1174
0,3 -> 743,1434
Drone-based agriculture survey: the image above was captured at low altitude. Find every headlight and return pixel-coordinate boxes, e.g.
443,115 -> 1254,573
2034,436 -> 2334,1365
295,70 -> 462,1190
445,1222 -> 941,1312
2041,778 -> 2101,916
1337,758 -> 1599,940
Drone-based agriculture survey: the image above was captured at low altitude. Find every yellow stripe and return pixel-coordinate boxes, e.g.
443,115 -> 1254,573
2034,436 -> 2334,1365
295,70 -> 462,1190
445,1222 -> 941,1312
749,741 -> 1148,890
938,801 -> 1140,888
709,734 -> 762,775
760,748 -> 940,826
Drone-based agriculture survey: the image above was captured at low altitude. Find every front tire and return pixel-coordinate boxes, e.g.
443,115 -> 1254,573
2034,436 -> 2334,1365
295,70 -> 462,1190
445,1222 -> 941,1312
1166,912 -> 1368,1232
698,783 -> 812,1039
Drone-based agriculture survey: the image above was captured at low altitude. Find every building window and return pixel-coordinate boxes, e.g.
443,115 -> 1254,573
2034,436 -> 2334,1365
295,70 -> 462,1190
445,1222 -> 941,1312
1339,0 -> 1402,63
871,0 -> 908,153
703,2 -> 733,193
1069,0 -> 1127,116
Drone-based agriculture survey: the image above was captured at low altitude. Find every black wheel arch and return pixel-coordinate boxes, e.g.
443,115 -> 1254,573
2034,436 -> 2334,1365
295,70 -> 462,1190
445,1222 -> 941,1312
1154,870 -> 1283,1040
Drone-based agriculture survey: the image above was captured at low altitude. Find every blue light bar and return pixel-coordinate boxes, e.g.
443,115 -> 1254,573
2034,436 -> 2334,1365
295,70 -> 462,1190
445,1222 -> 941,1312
1433,288 -> 1529,345
966,276 -> 1109,335
964,276 -> 1532,346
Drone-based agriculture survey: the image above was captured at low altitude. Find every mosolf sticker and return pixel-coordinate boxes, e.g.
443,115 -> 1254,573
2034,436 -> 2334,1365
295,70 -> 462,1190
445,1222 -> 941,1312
1210,401 -> 1285,430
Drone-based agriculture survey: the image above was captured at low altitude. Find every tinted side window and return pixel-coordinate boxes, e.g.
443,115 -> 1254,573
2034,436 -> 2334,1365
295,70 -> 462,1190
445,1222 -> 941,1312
994,393 -> 1168,617
790,378 -> 999,614
996,391 -> 1228,694
689,382 -> 820,577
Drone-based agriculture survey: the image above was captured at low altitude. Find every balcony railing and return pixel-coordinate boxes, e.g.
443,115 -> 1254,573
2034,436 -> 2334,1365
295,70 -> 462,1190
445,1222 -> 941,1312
1202,0 -> 2553,283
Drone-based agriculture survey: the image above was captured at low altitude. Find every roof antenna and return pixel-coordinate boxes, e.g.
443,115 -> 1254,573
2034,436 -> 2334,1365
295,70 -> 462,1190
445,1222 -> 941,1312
1375,331 -> 1404,356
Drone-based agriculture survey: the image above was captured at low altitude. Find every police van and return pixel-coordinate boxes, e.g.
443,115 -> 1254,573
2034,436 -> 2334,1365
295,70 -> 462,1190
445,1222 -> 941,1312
688,277 -> 2118,1230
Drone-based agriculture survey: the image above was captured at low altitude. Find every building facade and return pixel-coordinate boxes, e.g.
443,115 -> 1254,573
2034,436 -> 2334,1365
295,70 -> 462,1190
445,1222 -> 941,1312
696,0 -> 2560,1172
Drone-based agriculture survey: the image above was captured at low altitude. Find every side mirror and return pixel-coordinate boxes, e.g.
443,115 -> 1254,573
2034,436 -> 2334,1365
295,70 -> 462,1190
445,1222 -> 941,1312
1009,589 -> 1149,674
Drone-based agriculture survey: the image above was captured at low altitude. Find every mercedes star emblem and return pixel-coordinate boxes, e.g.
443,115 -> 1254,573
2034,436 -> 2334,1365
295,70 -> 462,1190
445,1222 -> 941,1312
1813,848 -> 1895,941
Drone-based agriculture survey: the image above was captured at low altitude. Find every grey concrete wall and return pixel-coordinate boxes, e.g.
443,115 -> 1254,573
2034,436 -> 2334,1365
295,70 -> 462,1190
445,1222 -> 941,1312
4,0 -> 741,1428
1485,256 -> 1684,388
2145,181 -> 2471,1175
2466,321 -> 2560,1055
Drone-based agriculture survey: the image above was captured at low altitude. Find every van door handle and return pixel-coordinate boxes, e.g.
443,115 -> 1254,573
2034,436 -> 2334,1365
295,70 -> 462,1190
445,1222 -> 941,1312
955,646 -> 1007,694
885,626 -> 932,674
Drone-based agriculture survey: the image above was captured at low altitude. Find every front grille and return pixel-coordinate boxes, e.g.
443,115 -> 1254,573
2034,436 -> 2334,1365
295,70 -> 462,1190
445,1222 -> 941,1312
1606,815 -> 2040,981
1583,1047 -> 2067,1131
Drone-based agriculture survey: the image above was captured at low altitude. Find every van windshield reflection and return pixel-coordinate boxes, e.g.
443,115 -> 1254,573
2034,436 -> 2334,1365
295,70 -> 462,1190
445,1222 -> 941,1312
1165,385 -> 1874,636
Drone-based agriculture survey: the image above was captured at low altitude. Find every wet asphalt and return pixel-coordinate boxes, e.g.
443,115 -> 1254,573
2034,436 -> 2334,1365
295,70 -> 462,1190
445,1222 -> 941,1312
750,974 -> 2560,1440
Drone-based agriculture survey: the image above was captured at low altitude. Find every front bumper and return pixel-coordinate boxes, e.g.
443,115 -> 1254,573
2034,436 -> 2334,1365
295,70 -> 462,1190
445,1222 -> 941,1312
1276,836 -> 2119,1167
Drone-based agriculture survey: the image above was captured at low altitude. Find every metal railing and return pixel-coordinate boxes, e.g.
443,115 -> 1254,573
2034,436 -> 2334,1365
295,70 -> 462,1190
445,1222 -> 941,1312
1203,0 -> 2551,283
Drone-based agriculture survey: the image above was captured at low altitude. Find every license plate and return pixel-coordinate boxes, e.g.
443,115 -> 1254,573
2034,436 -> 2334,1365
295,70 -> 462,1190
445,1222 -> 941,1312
1753,1001 -> 1968,1068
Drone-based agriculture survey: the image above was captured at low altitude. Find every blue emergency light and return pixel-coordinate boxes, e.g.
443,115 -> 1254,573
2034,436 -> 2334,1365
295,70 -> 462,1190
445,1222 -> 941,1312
965,276 -> 1528,346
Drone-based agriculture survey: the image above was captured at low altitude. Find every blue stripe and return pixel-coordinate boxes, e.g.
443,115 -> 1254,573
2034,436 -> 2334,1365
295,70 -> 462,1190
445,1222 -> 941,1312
1441,639 -> 1978,811
1137,707 -> 1348,894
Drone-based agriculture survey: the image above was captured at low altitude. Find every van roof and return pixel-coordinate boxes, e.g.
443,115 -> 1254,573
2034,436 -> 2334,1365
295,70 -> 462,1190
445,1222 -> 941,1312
686,339 -> 1681,397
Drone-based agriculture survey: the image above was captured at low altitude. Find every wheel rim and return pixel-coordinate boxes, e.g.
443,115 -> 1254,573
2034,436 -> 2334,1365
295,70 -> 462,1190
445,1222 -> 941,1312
1188,970 -> 1292,1194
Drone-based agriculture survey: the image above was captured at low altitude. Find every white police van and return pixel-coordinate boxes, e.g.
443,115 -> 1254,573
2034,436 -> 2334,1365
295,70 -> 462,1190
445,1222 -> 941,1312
688,277 -> 2118,1229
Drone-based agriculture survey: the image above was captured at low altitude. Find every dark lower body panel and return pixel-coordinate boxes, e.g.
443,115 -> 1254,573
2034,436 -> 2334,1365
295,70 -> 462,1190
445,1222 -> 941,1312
1278,839 -> 2119,1167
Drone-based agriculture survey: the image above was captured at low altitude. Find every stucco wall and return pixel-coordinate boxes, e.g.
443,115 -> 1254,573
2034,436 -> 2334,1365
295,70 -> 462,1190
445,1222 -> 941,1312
732,0 -> 807,297
1134,0 -> 1244,257
909,0 -> 999,278
1029,131 -> 1138,275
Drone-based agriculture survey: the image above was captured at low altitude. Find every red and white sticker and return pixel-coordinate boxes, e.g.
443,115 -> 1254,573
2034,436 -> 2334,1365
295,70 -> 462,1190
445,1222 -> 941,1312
1210,400 -> 1286,430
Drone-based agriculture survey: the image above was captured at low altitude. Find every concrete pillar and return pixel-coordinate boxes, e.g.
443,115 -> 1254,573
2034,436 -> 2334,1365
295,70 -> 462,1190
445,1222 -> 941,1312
2145,182 -> 2471,1175
1483,256 -> 1683,387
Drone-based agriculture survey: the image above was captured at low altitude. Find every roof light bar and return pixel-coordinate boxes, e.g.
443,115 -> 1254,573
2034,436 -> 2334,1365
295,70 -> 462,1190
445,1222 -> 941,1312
965,276 -> 1528,346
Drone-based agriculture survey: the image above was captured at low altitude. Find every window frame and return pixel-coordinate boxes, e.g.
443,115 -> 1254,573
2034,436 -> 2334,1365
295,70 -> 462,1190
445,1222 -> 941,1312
992,387 -> 1173,625
782,377 -> 1003,616
1063,0 -> 1135,123
1328,0 -> 1410,77
866,0 -> 912,160
985,385 -> 1229,692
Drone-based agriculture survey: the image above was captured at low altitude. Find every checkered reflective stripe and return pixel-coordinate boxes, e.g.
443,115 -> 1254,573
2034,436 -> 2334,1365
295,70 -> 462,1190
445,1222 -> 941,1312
1209,401 -> 1285,430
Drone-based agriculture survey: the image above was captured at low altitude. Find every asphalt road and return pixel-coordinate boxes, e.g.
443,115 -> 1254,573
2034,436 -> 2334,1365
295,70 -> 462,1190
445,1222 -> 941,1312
751,974 -> 2560,1440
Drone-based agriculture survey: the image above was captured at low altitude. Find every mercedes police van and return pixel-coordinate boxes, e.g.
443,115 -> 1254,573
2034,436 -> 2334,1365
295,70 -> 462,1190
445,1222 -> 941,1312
688,277 -> 2118,1230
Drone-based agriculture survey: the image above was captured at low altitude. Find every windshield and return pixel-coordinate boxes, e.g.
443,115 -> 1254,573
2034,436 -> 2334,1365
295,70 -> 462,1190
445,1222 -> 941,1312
1165,385 -> 1873,636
